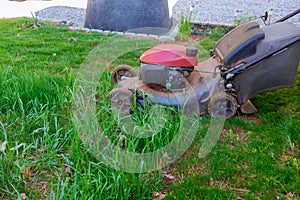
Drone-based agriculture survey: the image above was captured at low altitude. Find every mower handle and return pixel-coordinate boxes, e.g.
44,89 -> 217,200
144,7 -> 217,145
275,8 -> 300,23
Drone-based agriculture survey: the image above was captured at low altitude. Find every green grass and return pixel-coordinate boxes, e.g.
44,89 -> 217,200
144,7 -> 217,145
177,15 -> 193,41
0,18 -> 162,199
0,18 -> 299,200
165,29 -> 300,199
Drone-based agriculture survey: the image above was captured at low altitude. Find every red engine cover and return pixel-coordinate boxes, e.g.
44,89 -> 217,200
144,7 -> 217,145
140,44 -> 198,67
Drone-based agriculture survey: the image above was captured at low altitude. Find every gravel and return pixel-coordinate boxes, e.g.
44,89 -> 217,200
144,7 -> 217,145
36,6 -> 86,28
173,0 -> 300,25
35,0 -> 300,29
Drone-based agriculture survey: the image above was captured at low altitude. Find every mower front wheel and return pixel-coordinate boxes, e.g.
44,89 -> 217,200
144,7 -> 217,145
107,88 -> 134,115
207,92 -> 238,119
111,65 -> 136,84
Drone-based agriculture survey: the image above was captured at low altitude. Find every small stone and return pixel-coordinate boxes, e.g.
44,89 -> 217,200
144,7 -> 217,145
0,141 -> 7,152
90,28 -> 99,32
81,28 -> 90,32
147,34 -> 159,40
94,29 -> 104,34
124,32 -> 136,38
20,193 -> 27,200
158,36 -> 174,42
64,167 -> 72,174
68,37 -> 77,42
112,31 -> 124,36
135,33 -> 148,39
209,177 -> 214,186
164,174 -> 175,180
102,30 -> 112,35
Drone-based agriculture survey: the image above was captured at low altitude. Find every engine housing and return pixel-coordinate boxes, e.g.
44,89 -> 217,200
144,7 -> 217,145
139,63 -> 190,91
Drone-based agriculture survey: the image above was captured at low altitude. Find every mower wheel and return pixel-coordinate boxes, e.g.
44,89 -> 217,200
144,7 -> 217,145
107,88 -> 134,115
111,65 -> 136,84
207,92 -> 238,119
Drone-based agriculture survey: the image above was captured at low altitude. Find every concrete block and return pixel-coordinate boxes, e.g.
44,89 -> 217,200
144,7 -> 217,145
147,34 -> 159,40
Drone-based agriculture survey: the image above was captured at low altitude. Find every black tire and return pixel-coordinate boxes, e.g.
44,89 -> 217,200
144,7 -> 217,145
111,65 -> 136,85
207,92 -> 238,119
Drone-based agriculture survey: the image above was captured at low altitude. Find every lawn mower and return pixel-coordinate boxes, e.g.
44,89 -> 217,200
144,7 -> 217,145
108,9 -> 300,118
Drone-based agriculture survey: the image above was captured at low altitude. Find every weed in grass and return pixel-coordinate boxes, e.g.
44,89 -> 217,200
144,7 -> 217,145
29,11 -> 43,29
177,15 -> 193,41
196,27 -> 226,62
234,12 -> 257,25
197,27 -> 226,52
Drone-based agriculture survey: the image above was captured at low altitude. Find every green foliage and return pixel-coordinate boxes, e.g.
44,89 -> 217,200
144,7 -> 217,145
166,174 -> 237,200
197,27 -> 227,61
0,18 -> 163,199
178,15 -> 193,40
234,12 -> 257,25
165,67 -> 300,199
0,18 -> 299,200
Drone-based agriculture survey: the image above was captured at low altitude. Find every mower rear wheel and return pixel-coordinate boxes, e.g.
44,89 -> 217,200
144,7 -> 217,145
107,88 -> 134,115
111,65 -> 136,84
207,92 -> 238,119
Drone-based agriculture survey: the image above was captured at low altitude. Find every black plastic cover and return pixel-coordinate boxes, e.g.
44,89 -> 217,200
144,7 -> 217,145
214,22 -> 265,66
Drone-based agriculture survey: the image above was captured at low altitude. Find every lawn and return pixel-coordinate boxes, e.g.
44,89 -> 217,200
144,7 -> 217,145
0,18 -> 299,199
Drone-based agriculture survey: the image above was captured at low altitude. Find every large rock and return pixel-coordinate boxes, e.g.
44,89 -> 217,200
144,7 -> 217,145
84,0 -> 171,32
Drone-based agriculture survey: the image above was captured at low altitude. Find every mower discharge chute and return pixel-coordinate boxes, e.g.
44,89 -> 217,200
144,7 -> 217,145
108,9 -> 300,118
